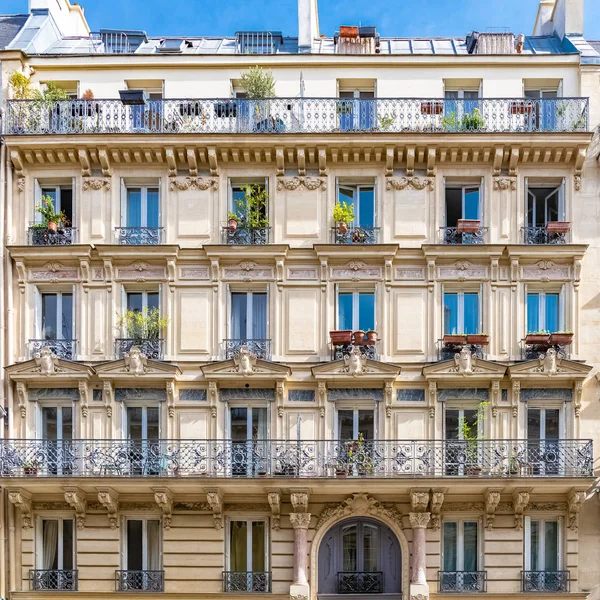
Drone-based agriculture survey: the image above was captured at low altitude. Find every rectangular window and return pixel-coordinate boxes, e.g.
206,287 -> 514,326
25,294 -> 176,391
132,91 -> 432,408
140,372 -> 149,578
526,519 -> 560,571
230,181 -> 268,221
127,406 -> 160,441
442,521 -> 478,572
527,292 -> 560,333
42,406 -> 73,442
338,87 -> 376,131
126,291 -> 160,314
40,518 -> 74,572
126,187 -> 159,228
338,184 -> 375,227
231,292 -> 267,340
527,185 -> 563,227
338,291 -> 375,331
443,292 -> 479,335
39,186 -> 74,225
445,185 -> 480,227
41,292 -> 73,340
527,408 -> 560,442
125,519 -> 162,571
337,408 -> 375,440
228,519 -> 268,582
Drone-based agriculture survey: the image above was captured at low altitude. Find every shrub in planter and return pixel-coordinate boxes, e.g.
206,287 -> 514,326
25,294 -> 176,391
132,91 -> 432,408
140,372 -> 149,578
333,201 -> 354,234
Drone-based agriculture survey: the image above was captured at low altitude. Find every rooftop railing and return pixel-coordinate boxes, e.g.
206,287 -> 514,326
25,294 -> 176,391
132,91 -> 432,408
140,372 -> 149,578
5,97 -> 589,135
0,439 -> 591,479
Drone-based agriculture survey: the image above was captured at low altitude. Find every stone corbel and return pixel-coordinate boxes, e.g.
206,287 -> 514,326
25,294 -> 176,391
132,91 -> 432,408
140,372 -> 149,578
318,382 -> 326,418
15,261 -> 26,294
508,147 -> 520,177
573,381 -> 582,418
291,491 -> 309,513
186,147 -> 198,177
275,146 -> 285,176
427,382 -> 436,419
427,147 -> 436,176
405,145 -> 415,176
78,148 -> 91,177
427,260 -> 436,294
492,146 -> 504,177
206,490 -> 223,530
153,488 -> 173,529
512,489 -> 530,530
318,146 -> 327,176
78,381 -> 88,418
98,489 -> 119,529
484,489 -> 502,531
207,146 -> 218,176
567,489 -> 586,531
410,489 -> 430,513
574,147 -> 586,191
98,147 -> 111,176
8,489 -> 33,529
491,380 -> 500,418
103,381 -> 113,418
267,492 -> 281,530
430,490 -> 445,530
10,149 -> 25,182
511,381 -> 520,418
209,382 -> 218,418
276,382 -> 284,418
16,382 -> 27,419
64,488 -> 87,529
166,381 -> 175,418
165,147 -> 177,177
384,382 -> 393,418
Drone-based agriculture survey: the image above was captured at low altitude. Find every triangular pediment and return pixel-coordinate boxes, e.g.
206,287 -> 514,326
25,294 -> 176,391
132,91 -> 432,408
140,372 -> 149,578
5,358 -> 95,383
508,355 -> 591,381
312,358 -> 400,381
201,358 -> 291,381
95,358 -> 181,381
423,355 -> 507,382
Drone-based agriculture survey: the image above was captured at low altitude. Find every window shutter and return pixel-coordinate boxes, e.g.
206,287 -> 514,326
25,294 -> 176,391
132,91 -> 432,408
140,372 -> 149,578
227,178 -> 233,213
158,177 -> 163,241
479,176 -> 484,223
479,283 -> 483,333
225,283 -> 231,348
557,517 -> 564,569
373,177 -> 378,227
559,286 -> 566,332
523,516 -> 531,570
334,284 -> 339,329
33,286 -> 41,340
559,178 -> 566,221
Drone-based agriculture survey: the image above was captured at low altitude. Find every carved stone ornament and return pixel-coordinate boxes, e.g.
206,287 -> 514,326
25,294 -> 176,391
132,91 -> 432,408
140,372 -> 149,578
484,490 -> 501,531
8,490 -> 33,529
35,347 -> 61,376
386,177 -> 435,191
534,348 -> 565,376
277,177 -> 326,191
430,491 -> 444,531
408,512 -> 431,529
316,493 -> 403,531
493,177 -> 516,191
98,489 -> 119,529
567,490 -> 586,531
123,346 -> 148,376
268,492 -> 281,531
290,512 -> 312,529
342,347 -> 368,377
291,492 -> 309,513
64,488 -> 87,529
411,490 -> 430,513
452,347 -> 479,376
410,595 -> 428,600
513,490 -> 530,531
233,345 -> 258,376
291,595 -> 309,600
154,489 -> 173,529
82,178 -> 111,191
169,177 -> 218,191
207,490 -> 224,530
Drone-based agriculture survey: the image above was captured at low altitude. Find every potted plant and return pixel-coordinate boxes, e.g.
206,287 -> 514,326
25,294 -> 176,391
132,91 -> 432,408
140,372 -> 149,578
330,330 -> 353,345
460,401 -> 489,476
23,460 -> 40,476
443,333 -> 467,345
461,108 -> 485,131
545,221 -> 571,234
549,331 -> 574,345
420,100 -> 444,115
116,307 -> 169,344
229,184 -> 269,237
467,333 -> 489,345
525,331 -> 550,345
226,212 -> 238,232
347,433 -> 375,476
366,330 -> 377,344
457,219 -> 481,233
333,201 -> 355,234
36,194 -> 68,232
239,66 -> 283,132
339,26 -> 359,38
353,330 -> 365,344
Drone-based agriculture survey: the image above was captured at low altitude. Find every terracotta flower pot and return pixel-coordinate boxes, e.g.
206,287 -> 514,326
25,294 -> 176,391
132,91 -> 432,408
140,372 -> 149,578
457,219 -> 481,233
330,330 -> 353,345
366,331 -> 377,344
338,222 -> 348,234
545,221 -> 571,234
549,333 -> 573,345
228,219 -> 238,232
339,26 -> 359,38
466,334 -> 489,345
443,334 -> 467,345
353,331 -> 365,344
47,222 -> 58,232
525,333 -> 550,345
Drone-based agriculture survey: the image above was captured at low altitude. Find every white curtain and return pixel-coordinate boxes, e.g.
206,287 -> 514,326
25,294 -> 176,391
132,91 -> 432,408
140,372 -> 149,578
252,293 -> 267,338
43,520 -> 58,570
147,520 -> 161,571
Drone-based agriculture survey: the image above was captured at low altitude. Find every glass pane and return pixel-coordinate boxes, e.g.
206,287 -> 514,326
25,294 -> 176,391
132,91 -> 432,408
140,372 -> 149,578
445,409 -> 459,440
127,407 -> 143,441
42,520 -> 59,570
358,410 -> 374,440
252,293 -> 267,339
230,521 -> 248,571
127,520 -> 143,570
358,187 -> 374,228
536,191 -> 546,227
62,520 -> 74,570
445,189 -> 462,227
338,410 -> 354,440
358,293 -> 375,332
127,293 -> 143,313
463,293 -> 479,335
62,407 -> 73,441
545,294 -> 559,333
61,293 -> 73,339
231,293 -> 248,339
127,189 -> 142,227
444,91 -> 459,99
528,409 -> 541,441
42,407 -> 58,440
252,408 -> 267,441
338,293 -> 353,331
252,521 -> 266,571
545,409 -> 560,440
363,524 -> 379,572
147,520 -> 161,571
530,521 -> 540,571
527,294 -> 540,333
342,525 -> 357,571
464,188 -> 480,220
463,522 -> 478,571
42,189 -> 57,212
42,294 -> 58,339
338,186 -> 355,218
546,189 -> 559,223
232,188 -> 247,219
230,408 -> 248,442
442,522 -> 458,571
544,521 -> 559,571
146,189 -> 159,228
527,192 -> 535,227
444,294 -> 458,334
146,407 -> 159,440
147,293 -> 160,312
60,188 -> 73,222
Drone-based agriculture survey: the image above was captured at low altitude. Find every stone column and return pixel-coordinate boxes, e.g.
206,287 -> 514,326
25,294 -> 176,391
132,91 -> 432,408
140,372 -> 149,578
409,512 -> 430,597
290,512 -> 311,598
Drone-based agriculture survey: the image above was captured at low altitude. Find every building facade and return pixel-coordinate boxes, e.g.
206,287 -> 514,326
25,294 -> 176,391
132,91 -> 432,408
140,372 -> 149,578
0,0 -> 599,599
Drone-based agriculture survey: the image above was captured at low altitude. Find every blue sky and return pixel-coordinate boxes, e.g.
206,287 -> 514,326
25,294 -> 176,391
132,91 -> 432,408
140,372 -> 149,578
3,0 -> 600,40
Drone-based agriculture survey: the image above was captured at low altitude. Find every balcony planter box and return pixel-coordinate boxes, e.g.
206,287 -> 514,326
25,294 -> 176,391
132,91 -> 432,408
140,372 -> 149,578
119,89 -> 148,105
510,100 -> 533,115
443,334 -> 467,345
339,26 -> 359,38
330,330 -> 353,345
467,466 -> 482,477
353,330 -> 366,344
457,219 -> 481,233
545,221 -> 571,233
335,468 -> 348,477
358,26 -> 377,38
420,100 -> 444,115
467,334 -> 489,345
23,466 -> 38,476
549,332 -> 574,345
525,333 -> 550,345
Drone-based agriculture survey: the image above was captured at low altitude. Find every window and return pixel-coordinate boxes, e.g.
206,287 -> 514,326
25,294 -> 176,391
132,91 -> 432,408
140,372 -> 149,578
441,521 -> 481,592
444,407 -> 481,476
444,89 -> 481,118
338,184 -> 375,228
126,291 -> 159,315
231,292 -> 267,340
127,406 -> 160,441
337,409 -> 375,441
36,185 -> 74,225
527,407 -> 562,476
445,408 -> 478,440
524,518 -> 563,592
125,187 -> 159,228
40,292 -> 73,340
527,292 -> 561,333
230,406 -> 268,476
36,518 -> 75,589
527,184 -> 564,228
445,185 -> 480,227
122,519 -> 162,591
227,519 -> 269,592
229,180 -> 268,222
338,291 -> 375,332
443,292 -> 480,335
524,89 -> 558,131
338,86 -> 375,131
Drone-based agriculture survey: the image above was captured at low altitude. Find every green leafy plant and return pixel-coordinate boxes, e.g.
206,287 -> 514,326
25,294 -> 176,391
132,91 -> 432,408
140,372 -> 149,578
34,81 -> 68,102
116,308 -> 169,341
442,108 -> 485,132
459,401 -> 489,472
333,201 -> 355,224
378,112 -> 397,130
36,195 -> 68,226
529,330 -> 550,335
9,71 -> 34,99
346,433 -> 375,475
230,184 -> 269,228
239,66 -> 276,99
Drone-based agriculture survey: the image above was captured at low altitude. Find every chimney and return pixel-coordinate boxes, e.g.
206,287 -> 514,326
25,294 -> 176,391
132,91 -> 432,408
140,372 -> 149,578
531,0 -> 583,39
298,0 -> 319,53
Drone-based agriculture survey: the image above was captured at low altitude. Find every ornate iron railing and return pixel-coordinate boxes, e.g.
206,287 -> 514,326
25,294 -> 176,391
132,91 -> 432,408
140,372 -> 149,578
521,571 -> 569,593
439,571 -> 487,593
114,227 -> 163,245
332,343 -> 378,361
115,338 -> 164,360
0,439 -> 591,479
29,339 -> 77,361
338,571 -> 383,594
331,225 -> 380,244
28,225 -> 76,246
222,226 -> 271,245
522,226 -> 569,245
222,571 -> 271,593
236,31 -> 278,55
115,570 -> 164,592
438,342 -> 485,362
30,569 -> 78,591
224,339 -> 272,360
441,227 -> 488,245
5,97 -> 589,135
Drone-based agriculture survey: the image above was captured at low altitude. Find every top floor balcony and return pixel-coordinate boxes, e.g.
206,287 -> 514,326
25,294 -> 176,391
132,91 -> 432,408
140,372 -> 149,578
4,97 -> 589,136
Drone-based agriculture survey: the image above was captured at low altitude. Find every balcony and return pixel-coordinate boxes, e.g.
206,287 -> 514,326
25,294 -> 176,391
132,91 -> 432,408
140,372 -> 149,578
115,338 -> 164,360
522,332 -> 574,360
441,226 -> 488,245
338,571 -> 383,594
30,569 -> 78,591
115,570 -> 164,592
331,225 -> 380,245
521,571 -> 569,593
222,225 -> 271,245
114,227 -> 163,245
439,336 -> 488,361
28,225 -> 76,246
4,97 -> 589,135
522,225 -> 570,245
0,439 -> 591,479
224,339 -> 272,360
29,339 -> 76,361
439,571 -> 487,593
223,571 -> 271,593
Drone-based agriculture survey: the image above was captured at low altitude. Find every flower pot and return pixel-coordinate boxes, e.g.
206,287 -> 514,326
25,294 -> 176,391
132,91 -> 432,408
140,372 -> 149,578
549,332 -> 573,346
510,100 -> 533,115
228,219 -> 238,232
339,26 -> 359,38
353,331 -> 365,344
467,466 -> 482,477
545,221 -> 571,234
420,100 -> 443,115
466,334 -> 489,345
335,469 -> 348,478
338,221 -> 348,234
525,333 -> 549,345
443,334 -> 467,345
47,221 -> 58,232
330,330 -> 353,345
366,331 -> 377,344
457,219 -> 481,233
24,466 -> 38,476
352,230 -> 365,243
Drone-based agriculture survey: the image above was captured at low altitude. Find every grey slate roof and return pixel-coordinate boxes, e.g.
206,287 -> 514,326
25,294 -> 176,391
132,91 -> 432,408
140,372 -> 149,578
0,14 -> 28,49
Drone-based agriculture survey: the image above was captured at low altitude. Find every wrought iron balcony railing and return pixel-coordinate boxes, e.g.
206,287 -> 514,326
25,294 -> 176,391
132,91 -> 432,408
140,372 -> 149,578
439,571 -> 487,593
29,339 -> 76,361
115,570 -> 164,592
115,338 -> 164,360
114,227 -> 163,245
224,339 -> 272,360
27,225 -> 76,246
223,571 -> 271,593
338,571 -> 383,594
5,97 -> 589,135
222,225 -> 271,245
438,341 -> 485,362
331,225 -> 380,245
521,571 -> 569,593
0,439 -> 591,479
441,227 -> 488,245
332,343 -> 378,361
522,226 -> 569,245
30,569 -> 78,591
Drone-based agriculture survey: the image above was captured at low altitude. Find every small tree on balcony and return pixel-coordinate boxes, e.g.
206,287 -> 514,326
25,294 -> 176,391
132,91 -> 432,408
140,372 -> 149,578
239,66 -> 276,99
227,184 -> 269,228
116,308 -> 169,342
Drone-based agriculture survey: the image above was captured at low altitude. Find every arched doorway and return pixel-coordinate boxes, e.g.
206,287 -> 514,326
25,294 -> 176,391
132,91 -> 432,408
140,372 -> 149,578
317,517 -> 402,597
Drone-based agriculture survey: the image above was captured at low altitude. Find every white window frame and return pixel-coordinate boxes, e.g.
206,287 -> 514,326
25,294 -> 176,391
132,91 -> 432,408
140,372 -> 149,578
38,403 -> 74,441
525,180 -> 566,225
444,182 -> 483,223
336,182 -> 376,227
36,515 -> 76,570
124,403 -> 161,440
526,406 -> 565,441
228,290 -> 269,340
442,288 -> 482,334
336,288 -> 376,331
441,519 -> 481,572
37,290 -> 75,340
227,404 -> 269,441
444,406 -> 481,440
225,516 -> 270,573
34,180 -> 76,225
335,406 -> 377,440
121,516 -> 163,571
125,290 -> 160,313
524,516 -> 563,571
124,186 -> 160,227
228,178 -> 269,218
526,289 -> 564,332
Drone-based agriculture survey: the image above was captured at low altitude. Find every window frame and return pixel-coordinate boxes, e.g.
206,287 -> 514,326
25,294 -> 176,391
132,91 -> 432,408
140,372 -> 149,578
335,406 -> 377,440
441,519 -> 482,572
35,515 -> 76,571
336,288 -> 376,332
444,181 -> 483,224
526,289 -> 564,333
227,404 -> 270,441
442,288 -> 482,335
526,405 -> 565,442
34,179 -> 76,226
228,178 -> 269,220
524,516 -> 563,572
123,185 -> 160,228
36,289 -> 75,341
125,404 -> 161,441
228,289 -> 269,340
336,181 -> 376,228
121,516 -> 163,571
525,179 -> 566,226
225,516 -> 270,573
